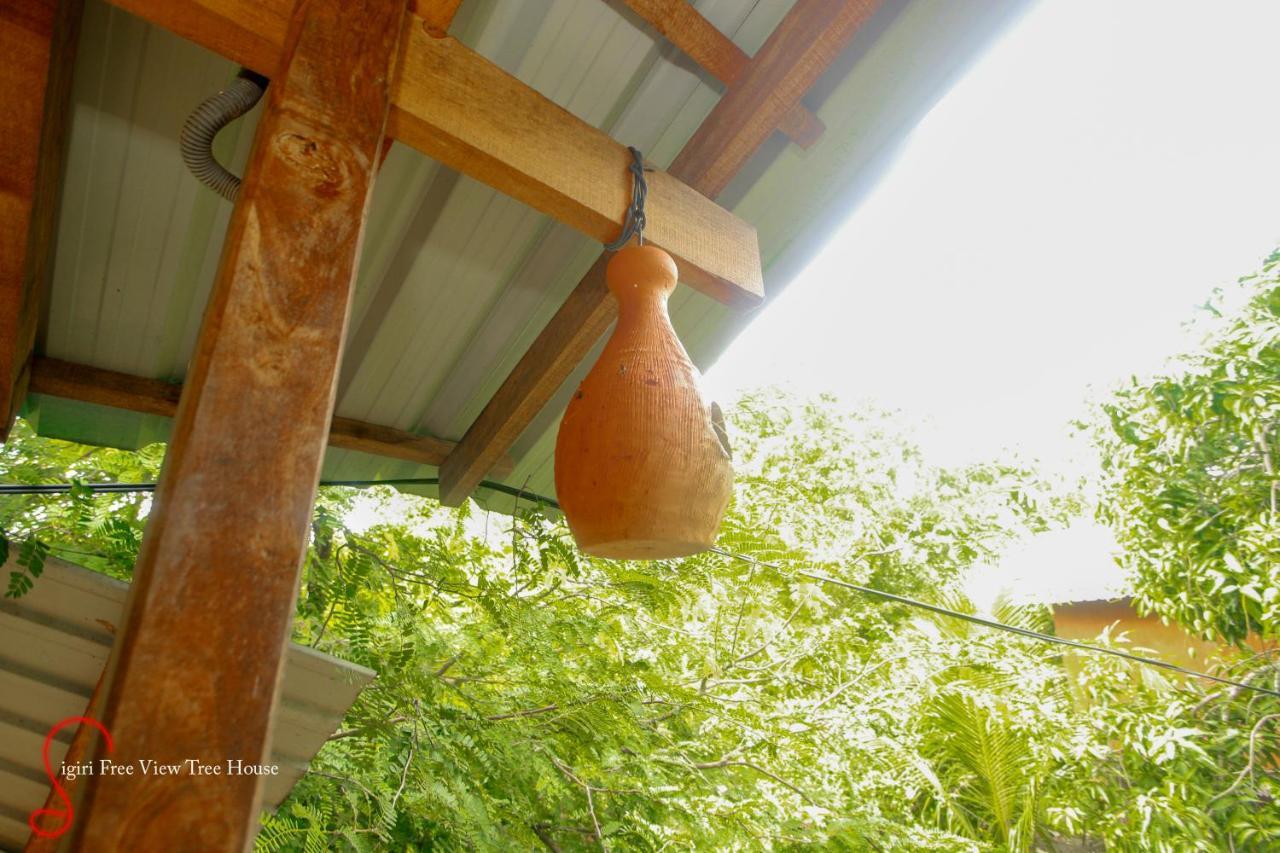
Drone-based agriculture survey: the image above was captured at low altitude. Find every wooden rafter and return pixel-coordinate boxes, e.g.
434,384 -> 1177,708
105,0 -> 763,308
669,0 -> 882,198
620,0 -> 824,148
73,0 -> 406,845
0,0 -> 82,440
27,357 -> 512,474
436,0 -> 881,506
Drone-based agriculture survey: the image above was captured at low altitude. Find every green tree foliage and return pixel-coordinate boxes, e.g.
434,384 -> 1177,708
1058,639 -> 1280,851
0,421 -> 158,593
1077,249 -> 1280,849
266,394 -> 1078,850
1093,249 -> 1280,643
1,372 -> 1275,849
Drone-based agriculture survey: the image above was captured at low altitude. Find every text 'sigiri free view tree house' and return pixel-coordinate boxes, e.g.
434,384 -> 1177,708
0,0 -> 1027,846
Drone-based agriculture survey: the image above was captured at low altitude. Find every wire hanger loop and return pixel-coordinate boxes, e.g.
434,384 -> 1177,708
604,146 -> 650,250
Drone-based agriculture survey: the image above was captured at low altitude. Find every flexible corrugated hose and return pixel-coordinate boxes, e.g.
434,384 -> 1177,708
180,68 -> 268,202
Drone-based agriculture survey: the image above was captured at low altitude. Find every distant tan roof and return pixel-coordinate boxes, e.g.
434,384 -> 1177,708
1051,597 -> 1135,610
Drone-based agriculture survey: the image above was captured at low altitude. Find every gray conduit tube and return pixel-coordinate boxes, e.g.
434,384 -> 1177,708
180,68 -> 269,202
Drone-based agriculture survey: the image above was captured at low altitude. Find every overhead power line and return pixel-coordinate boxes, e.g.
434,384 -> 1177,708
2,479 -> 1276,700
0,478 -> 558,507
710,547 -> 1280,700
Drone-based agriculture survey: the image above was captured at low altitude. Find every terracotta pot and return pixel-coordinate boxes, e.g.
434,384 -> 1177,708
555,245 -> 734,559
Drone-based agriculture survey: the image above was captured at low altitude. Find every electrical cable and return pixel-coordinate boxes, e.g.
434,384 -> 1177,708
709,546 -> 1280,700
1,480 -> 1274,699
0,478 -> 559,507
180,68 -> 268,201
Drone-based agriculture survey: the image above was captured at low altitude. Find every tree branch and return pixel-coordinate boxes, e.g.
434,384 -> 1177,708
690,752 -> 814,804
531,823 -> 563,853
1209,713 -> 1279,807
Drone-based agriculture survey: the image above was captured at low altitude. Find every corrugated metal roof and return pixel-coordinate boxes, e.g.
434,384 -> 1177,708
0,556 -> 373,849
22,0 -> 1030,509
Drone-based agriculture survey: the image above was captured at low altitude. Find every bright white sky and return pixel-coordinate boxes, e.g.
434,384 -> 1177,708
704,0 -> 1280,604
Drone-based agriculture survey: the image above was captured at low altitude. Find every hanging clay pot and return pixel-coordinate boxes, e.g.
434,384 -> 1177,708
555,244 -> 734,559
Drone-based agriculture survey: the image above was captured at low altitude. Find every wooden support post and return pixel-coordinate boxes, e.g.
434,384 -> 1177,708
0,0 -> 82,439
73,0 -> 405,847
436,0 -> 880,506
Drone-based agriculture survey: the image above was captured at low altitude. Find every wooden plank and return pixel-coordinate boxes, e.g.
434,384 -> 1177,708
0,0 -> 82,440
72,0 -> 405,847
29,357 -> 182,417
436,0 -> 876,505
327,416 -> 470,472
620,0 -> 823,148
390,27 -> 762,307
668,0 -> 881,197
103,0 -> 763,309
27,357 -> 511,474
437,256 -> 615,505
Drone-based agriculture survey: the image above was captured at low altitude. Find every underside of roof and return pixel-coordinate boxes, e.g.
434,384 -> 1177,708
21,0 -> 1029,510
0,556 -> 373,849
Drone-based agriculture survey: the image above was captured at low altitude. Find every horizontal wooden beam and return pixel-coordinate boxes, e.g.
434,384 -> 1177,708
28,357 -> 511,475
105,0 -> 763,309
620,0 -> 823,148
437,0 -> 878,505
0,0 -> 82,440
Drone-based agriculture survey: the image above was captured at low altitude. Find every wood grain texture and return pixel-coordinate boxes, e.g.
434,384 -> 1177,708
390,25 -> 760,307
0,0 -> 82,440
102,0 -> 763,309
620,0 -> 823,148
668,0 -> 881,197
436,0 -> 876,505
27,357 -> 510,473
72,0 -> 405,848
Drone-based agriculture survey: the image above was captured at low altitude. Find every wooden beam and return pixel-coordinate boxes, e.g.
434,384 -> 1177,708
0,0 -> 82,440
390,27 -> 761,308
668,0 -> 881,198
438,256 -> 615,505
104,0 -> 763,309
29,357 -> 182,417
436,0 -> 878,505
619,0 -> 823,148
26,357 -> 510,474
73,0 -> 405,847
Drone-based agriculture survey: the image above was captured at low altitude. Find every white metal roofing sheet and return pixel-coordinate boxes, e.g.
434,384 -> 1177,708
24,0 -> 1030,509
0,556 -> 374,850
